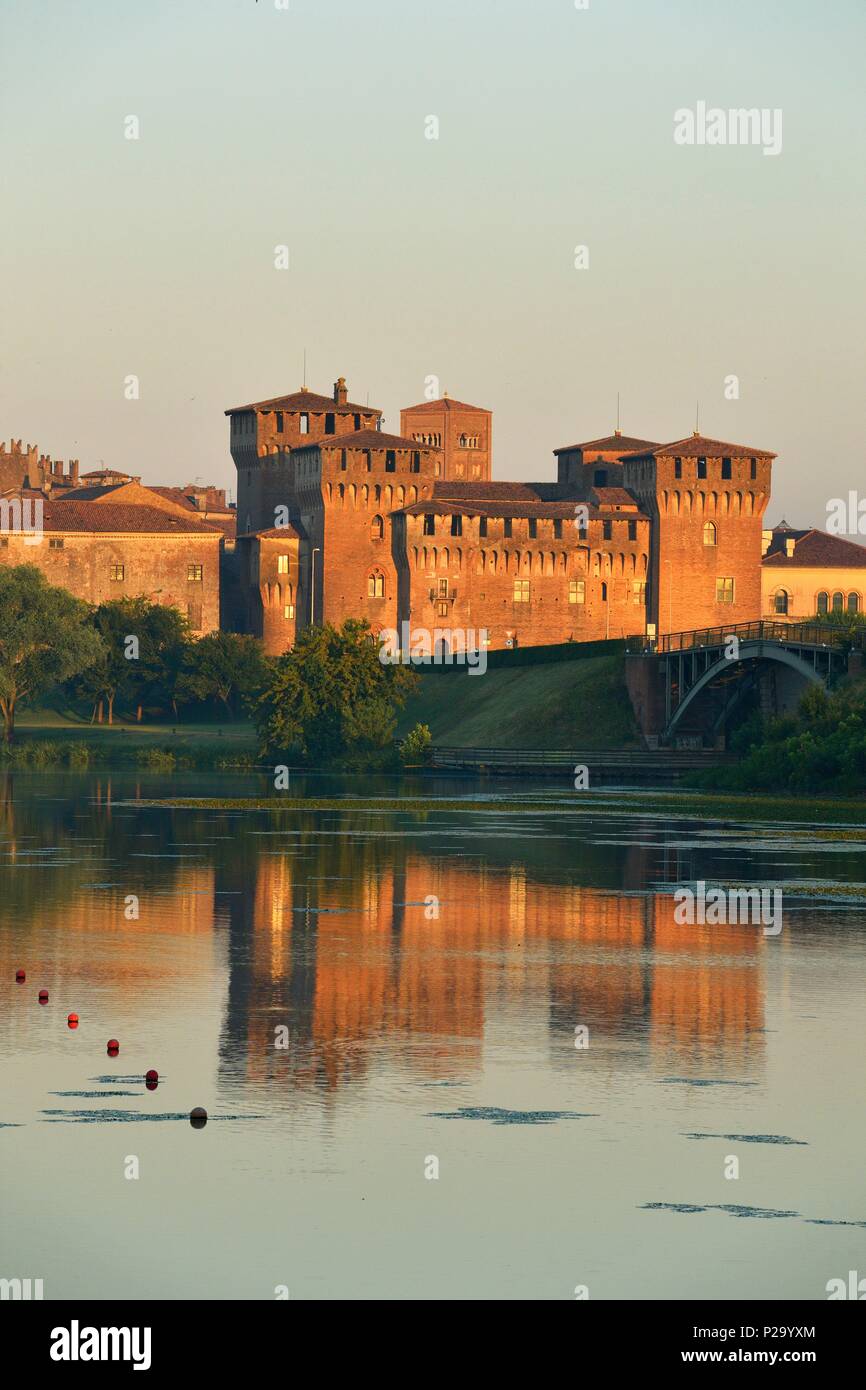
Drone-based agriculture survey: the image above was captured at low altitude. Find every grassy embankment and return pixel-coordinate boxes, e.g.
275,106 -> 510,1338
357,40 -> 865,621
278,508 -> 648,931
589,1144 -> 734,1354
396,651 -> 639,749
4,708 -> 257,769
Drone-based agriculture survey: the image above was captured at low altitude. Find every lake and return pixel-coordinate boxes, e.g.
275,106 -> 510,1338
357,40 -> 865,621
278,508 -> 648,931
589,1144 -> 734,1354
1,770 -> 864,1300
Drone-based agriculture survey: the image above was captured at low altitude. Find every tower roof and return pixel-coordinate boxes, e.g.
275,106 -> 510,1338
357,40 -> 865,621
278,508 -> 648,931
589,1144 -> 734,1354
624,433 -> 776,460
553,432 -> 659,456
225,387 -> 378,416
402,396 -> 490,414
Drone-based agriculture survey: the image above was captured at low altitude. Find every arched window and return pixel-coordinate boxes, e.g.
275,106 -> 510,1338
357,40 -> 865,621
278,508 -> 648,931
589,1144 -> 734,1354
817,591 -> 829,615
601,581 -> 608,601
832,591 -> 844,612
774,589 -> 789,615
371,514 -> 384,540
703,521 -> 717,547
848,593 -> 860,614
367,571 -> 385,598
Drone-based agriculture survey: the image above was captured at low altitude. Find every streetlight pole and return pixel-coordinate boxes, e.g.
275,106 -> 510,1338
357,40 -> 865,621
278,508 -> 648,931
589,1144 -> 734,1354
310,546 -> 320,627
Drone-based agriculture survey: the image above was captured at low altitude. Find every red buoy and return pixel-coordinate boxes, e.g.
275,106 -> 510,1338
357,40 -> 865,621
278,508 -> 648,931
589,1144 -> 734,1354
107,1039 -> 120,1054
15,969 -> 25,982
190,1106 -> 207,1128
38,989 -> 49,1003
145,1069 -> 158,1084
67,1013 -> 79,1025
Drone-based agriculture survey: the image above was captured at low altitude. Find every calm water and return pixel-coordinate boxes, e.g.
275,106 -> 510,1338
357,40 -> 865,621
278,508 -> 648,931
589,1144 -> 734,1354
1,770 -> 864,1301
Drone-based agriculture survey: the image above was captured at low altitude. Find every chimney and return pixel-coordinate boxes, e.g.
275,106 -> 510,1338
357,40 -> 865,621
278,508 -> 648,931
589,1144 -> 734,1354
334,377 -> 348,406
70,459 -> 79,483
785,537 -> 796,558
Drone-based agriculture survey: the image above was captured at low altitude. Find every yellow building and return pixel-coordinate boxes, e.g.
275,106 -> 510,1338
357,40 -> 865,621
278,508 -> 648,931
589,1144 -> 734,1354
761,523 -> 866,619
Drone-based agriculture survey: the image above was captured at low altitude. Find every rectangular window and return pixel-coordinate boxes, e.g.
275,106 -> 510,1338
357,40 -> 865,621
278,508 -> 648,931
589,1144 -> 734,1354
300,413 -> 309,435
284,604 -> 294,620
277,555 -> 289,574
187,564 -> 203,583
697,457 -> 707,479
553,519 -> 562,540
423,514 -> 436,535
187,602 -> 203,629
602,520 -> 612,540
628,520 -> 637,541
528,518 -> 537,538
437,601 -> 449,617
0,538 -> 7,549
750,457 -> 758,479
364,450 -> 372,472
340,449 -> 347,471
354,414 -> 361,430
722,457 -> 732,479
276,412 -> 284,432
451,515 -> 462,536
49,538 -> 64,549
632,580 -> 646,606
513,578 -> 530,603
716,577 -> 735,604
503,518 -> 512,538
479,516 -> 488,538
674,458 -> 682,479
569,579 -> 585,605
110,564 -> 125,582
438,579 -> 449,598
412,452 -> 420,472
385,450 -> 396,472
594,469 -> 608,486
325,414 -> 335,435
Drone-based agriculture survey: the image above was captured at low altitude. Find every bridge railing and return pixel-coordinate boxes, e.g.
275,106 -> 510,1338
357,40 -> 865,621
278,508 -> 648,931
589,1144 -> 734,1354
639,621 -> 856,655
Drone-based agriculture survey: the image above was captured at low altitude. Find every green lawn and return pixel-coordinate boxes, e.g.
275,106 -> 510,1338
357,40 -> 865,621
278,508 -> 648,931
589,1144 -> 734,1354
396,652 -> 639,749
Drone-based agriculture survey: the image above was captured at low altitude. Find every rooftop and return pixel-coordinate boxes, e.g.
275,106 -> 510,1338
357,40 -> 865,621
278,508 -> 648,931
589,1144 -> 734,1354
762,529 -> 866,569
625,433 -> 776,461
553,432 -> 659,456
225,387 -> 379,417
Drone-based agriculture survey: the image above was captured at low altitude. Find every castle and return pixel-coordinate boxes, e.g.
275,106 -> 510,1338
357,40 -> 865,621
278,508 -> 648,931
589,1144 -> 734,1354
229,378 -> 775,654
3,379 -> 863,653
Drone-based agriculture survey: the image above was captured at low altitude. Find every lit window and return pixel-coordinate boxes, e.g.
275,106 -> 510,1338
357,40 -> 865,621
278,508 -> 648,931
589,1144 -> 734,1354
368,572 -> 384,598
569,579 -> 585,605
299,414 -> 309,435
437,601 -> 449,617
513,579 -> 530,603
716,577 -> 735,604
284,604 -> 294,620
110,564 -> 125,582
703,521 -> 717,546
187,564 -> 203,582
633,580 -> 646,606
277,555 -> 289,574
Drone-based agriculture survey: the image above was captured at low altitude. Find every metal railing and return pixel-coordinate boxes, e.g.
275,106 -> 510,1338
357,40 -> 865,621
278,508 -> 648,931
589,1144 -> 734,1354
643,621 -> 857,655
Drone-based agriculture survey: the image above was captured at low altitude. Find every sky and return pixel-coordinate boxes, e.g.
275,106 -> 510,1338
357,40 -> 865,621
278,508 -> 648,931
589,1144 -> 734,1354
1,0 -> 864,527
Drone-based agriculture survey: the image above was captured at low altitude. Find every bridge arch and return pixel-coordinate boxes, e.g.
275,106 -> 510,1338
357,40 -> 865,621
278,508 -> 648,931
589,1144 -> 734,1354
666,642 -> 826,739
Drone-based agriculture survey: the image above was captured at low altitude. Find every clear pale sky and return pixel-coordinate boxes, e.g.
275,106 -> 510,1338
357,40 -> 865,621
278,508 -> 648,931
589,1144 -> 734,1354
2,0 -> 863,526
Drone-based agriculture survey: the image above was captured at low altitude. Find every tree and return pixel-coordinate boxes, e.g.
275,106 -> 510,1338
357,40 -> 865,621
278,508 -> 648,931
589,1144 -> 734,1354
0,566 -> 105,742
72,598 -> 193,723
177,631 -> 270,718
255,619 -> 418,762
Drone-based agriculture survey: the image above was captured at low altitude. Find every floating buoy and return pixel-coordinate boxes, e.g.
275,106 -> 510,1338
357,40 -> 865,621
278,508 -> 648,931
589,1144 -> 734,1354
190,1106 -> 207,1129
145,1069 -> 158,1084
67,1013 -> 79,1029
15,969 -> 25,982
38,989 -> 49,1004
107,1039 -> 120,1054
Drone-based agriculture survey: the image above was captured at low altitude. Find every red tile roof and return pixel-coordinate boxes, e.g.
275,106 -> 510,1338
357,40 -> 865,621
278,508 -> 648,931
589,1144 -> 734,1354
398,500 -> 641,521
297,429 -> 437,452
225,388 -> 379,416
238,525 -> 302,541
433,480 -> 549,503
554,433 -> 659,456
402,397 -> 490,414
592,487 -> 641,508
626,434 -> 776,460
762,529 -> 866,568
42,502 -> 222,535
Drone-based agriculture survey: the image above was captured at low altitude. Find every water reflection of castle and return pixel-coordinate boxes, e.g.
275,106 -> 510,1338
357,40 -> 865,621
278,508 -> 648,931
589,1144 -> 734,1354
0,782 -> 766,1089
